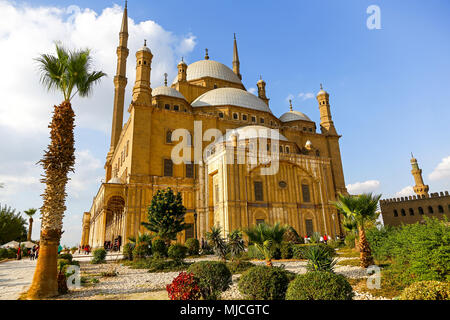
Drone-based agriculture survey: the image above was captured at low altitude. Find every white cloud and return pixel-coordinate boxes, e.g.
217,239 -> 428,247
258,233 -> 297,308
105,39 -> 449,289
429,156 -> 450,181
67,150 -> 103,199
248,87 -> 257,95
298,92 -> 314,100
394,185 -> 415,197
0,1 -> 197,134
346,180 -> 380,194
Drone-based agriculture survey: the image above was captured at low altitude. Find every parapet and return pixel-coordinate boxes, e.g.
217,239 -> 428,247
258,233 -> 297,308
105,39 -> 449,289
380,190 -> 449,205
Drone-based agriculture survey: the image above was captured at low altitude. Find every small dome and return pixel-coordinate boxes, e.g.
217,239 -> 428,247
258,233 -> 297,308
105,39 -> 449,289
192,87 -> 272,113
316,85 -> 329,98
152,86 -> 186,100
279,110 -> 312,122
107,177 -> 123,184
217,125 -> 289,143
178,58 -> 187,66
172,60 -> 242,85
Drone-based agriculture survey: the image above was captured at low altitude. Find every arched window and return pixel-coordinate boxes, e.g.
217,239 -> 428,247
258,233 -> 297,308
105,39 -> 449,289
218,112 -> 224,118
428,206 -> 434,214
316,150 -> 320,157
163,159 -> 173,177
164,104 -> 170,110
285,146 -> 290,154
242,114 -> 247,121
301,184 -> 311,203
393,210 -> 398,217
401,209 -> 406,216
279,146 -> 283,153
173,105 -> 179,111
254,181 -> 263,201
233,113 -> 238,120
409,208 -> 414,216
418,207 -> 424,215
438,205 -> 444,213
166,130 -> 172,143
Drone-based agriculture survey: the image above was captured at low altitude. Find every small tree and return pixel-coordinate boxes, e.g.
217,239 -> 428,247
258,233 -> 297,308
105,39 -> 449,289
227,230 -> 245,261
24,208 -> 38,242
0,204 -> 27,244
206,226 -> 228,261
142,188 -> 188,245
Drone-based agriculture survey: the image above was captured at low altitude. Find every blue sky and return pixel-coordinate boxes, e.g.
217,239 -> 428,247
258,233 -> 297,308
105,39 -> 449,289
0,0 -> 449,246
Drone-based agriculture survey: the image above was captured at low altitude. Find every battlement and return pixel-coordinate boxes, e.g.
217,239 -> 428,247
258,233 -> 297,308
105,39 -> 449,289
380,191 -> 450,204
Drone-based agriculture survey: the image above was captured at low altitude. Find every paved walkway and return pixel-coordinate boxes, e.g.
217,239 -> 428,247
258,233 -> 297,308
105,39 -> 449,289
0,259 -> 37,300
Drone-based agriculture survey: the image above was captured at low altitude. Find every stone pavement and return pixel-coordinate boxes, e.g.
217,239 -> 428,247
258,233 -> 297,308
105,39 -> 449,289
0,259 -> 36,300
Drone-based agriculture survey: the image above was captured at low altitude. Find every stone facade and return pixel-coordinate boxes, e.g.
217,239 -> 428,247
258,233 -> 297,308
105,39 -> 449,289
80,6 -> 348,248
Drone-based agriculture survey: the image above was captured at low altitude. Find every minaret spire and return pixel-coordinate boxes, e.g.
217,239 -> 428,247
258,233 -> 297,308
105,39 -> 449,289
232,33 -> 242,80
106,2 -> 129,180
410,154 -> 429,197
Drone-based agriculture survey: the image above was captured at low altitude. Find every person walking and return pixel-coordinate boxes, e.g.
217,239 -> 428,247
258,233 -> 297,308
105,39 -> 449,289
323,234 -> 328,244
17,246 -> 21,260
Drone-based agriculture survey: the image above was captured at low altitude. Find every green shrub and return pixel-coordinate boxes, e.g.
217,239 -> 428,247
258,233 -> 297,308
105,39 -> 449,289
123,243 -> 135,261
57,258 -> 71,271
399,281 -> 450,300
305,245 -> 337,272
292,244 -> 336,260
226,261 -> 255,274
91,248 -> 107,264
152,239 -> 168,258
280,241 -> 293,259
238,266 -> 290,300
187,261 -> 232,300
58,253 -> 73,262
367,218 -> 450,284
344,233 -> 357,249
147,258 -> 189,273
286,271 -> 354,300
0,248 -> 8,259
185,238 -> 200,256
8,248 -> 18,258
283,226 -> 303,244
133,241 -> 151,260
168,244 -> 188,262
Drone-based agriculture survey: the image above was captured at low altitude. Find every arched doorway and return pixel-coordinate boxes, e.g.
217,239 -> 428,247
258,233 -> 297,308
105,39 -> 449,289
104,196 -> 125,250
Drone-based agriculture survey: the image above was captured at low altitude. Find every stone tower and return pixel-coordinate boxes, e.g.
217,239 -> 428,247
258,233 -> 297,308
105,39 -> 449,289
106,2 -> 129,180
177,58 -> 187,82
316,84 -> 337,136
131,40 -> 153,106
411,154 -> 429,197
232,33 -> 242,80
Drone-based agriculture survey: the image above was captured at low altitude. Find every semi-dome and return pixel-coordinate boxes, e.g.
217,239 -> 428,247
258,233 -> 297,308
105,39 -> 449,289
152,86 -> 186,100
217,125 -> 288,143
192,87 -> 272,113
172,60 -> 242,85
279,110 -> 312,122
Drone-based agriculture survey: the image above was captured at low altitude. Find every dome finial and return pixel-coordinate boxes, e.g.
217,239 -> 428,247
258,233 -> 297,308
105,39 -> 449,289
164,73 -> 168,86
320,83 -> 323,90
289,99 -> 293,112
144,39 -> 147,47
205,48 -> 209,60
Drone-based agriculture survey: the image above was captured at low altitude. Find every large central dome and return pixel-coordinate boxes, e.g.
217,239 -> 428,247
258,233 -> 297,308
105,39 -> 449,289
192,87 -> 273,114
172,60 -> 242,85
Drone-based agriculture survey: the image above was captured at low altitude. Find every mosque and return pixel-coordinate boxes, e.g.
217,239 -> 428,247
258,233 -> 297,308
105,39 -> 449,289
80,4 -> 348,248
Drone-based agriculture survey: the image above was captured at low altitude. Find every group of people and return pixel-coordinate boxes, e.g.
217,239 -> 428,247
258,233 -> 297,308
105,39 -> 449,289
79,245 -> 91,255
15,244 -> 39,260
304,234 -> 338,244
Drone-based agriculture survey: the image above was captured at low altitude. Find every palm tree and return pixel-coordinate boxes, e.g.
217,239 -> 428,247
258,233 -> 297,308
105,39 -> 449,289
341,214 -> 359,251
333,193 -> 382,268
206,226 -> 228,261
244,222 -> 288,267
27,43 -> 105,299
24,208 -> 37,242
227,230 -> 245,261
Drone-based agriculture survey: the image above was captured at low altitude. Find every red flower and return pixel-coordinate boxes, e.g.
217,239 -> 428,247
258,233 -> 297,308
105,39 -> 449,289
166,272 -> 201,300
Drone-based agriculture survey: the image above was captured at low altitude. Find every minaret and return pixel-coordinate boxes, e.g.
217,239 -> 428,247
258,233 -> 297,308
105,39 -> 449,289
316,84 -> 337,135
131,40 -> 153,106
106,2 -> 129,178
257,76 -> 269,105
177,57 -> 187,82
410,154 -> 429,197
232,33 -> 242,80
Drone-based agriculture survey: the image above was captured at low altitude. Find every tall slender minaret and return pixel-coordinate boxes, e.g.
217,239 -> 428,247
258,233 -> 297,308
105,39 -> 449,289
232,33 -> 242,80
410,154 -> 429,197
316,84 -> 337,135
107,1 -> 129,162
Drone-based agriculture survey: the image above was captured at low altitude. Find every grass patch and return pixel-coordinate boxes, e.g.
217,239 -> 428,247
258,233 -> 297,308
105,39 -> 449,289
336,248 -> 360,258
124,258 -> 191,273
226,261 -> 255,274
347,270 -> 404,299
337,258 -> 361,267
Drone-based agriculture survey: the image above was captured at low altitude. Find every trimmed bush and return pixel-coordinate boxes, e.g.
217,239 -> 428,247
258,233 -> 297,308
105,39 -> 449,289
185,238 -> 200,256
238,265 -> 290,300
292,244 -> 336,260
152,239 -> 168,258
0,248 -> 8,259
286,271 -> 353,300
91,248 -> 107,264
187,261 -> 232,300
399,281 -> 450,300
133,241 -> 151,260
57,258 -> 70,271
166,272 -> 201,300
123,242 -> 135,261
58,253 -> 73,262
168,244 -> 188,262
280,241 -> 293,259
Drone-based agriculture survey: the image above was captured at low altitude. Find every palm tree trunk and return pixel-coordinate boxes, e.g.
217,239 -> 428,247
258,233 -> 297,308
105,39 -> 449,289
27,217 -> 33,241
358,227 -> 374,268
27,101 -> 75,299
354,234 -> 360,252
266,259 -> 273,267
